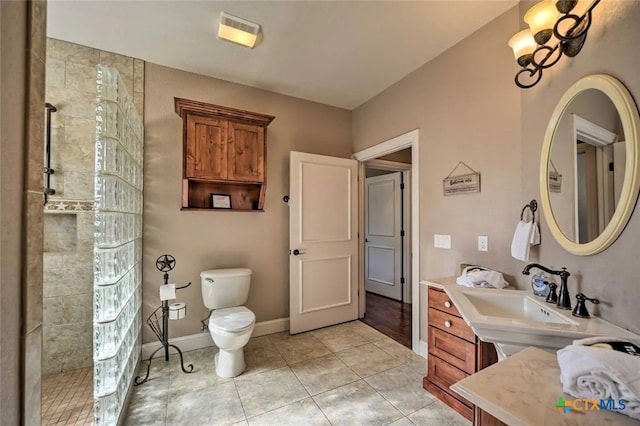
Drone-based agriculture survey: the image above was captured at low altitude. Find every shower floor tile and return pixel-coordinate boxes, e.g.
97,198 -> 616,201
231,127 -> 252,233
42,367 -> 93,425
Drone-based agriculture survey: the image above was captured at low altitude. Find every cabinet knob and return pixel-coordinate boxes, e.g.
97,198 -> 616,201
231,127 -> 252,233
444,301 -> 452,308
444,320 -> 452,328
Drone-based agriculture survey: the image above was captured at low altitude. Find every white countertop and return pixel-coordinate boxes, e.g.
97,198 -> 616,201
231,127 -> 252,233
420,276 -> 458,290
450,347 -> 639,426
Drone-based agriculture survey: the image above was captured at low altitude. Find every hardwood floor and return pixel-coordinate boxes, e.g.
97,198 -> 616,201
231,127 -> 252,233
360,291 -> 412,348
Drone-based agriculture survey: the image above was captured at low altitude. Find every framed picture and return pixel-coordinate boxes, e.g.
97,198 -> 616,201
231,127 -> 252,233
211,193 -> 232,209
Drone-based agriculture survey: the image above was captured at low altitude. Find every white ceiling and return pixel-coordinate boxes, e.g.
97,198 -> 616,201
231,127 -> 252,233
47,1 -> 517,110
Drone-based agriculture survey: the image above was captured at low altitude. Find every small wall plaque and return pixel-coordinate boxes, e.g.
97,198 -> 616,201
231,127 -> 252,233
443,162 -> 481,196
549,161 -> 562,193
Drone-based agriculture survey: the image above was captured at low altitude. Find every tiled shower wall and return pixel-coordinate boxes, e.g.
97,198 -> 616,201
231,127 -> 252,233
43,38 -> 144,375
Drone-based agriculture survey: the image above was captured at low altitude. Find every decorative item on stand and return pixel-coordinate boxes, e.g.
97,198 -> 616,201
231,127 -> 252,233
508,0 -> 601,88
134,254 -> 194,385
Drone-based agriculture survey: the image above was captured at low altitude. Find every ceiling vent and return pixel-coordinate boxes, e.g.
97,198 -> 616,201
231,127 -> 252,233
218,12 -> 260,49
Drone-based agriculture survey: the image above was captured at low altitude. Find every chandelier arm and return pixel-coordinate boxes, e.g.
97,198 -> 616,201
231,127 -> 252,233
531,44 -> 563,69
515,67 -> 543,89
554,13 -> 590,42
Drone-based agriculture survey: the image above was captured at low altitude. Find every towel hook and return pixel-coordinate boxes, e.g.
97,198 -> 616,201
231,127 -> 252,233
520,199 -> 537,222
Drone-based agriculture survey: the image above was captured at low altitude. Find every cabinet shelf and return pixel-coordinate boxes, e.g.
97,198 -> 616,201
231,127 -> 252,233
181,208 -> 264,212
182,179 -> 265,211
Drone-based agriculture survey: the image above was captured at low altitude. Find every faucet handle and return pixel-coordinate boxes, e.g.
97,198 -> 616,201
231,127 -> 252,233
572,293 -> 600,319
545,282 -> 558,304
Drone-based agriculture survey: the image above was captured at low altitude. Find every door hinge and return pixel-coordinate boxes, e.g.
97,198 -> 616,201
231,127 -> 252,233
400,230 -> 405,237
400,277 -> 405,284
400,183 -> 405,190
609,162 -> 614,172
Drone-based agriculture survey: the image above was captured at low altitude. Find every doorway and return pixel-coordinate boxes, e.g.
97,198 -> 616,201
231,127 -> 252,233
353,129 -> 421,354
361,161 -> 412,347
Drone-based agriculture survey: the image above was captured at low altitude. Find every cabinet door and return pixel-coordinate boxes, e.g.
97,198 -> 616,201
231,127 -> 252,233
228,121 -> 265,182
185,114 -> 228,180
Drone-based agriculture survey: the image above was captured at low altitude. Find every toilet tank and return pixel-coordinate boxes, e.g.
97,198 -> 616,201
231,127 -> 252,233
200,268 -> 252,310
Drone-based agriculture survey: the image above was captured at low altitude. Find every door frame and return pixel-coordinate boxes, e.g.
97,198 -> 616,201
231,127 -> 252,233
353,129 -> 420,354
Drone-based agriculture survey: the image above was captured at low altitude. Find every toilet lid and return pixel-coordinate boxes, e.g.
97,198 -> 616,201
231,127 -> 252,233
209,306 -> 255,332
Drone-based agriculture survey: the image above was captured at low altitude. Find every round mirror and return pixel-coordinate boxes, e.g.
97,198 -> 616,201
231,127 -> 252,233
540,74 -> 640,255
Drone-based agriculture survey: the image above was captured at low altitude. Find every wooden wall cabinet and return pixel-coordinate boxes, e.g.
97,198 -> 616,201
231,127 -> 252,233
423,287 -> 504,426
175,98 -> 275,211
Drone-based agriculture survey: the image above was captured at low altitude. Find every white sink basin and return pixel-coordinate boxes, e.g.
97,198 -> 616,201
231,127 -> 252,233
462,292 -> 576,325
444,286 -> 639,360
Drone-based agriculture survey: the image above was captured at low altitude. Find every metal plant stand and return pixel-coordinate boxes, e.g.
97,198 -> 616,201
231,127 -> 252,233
134,254 -> 194,385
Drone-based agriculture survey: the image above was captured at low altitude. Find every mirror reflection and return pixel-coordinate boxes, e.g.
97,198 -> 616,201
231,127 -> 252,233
548,89 -> 625,244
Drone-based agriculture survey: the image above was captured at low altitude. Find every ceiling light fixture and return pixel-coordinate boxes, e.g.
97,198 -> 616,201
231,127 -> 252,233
217,12 -> 260,49
508,0 -> 601,89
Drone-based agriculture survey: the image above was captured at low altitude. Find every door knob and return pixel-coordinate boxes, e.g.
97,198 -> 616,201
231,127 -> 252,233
292,249 -> 306,256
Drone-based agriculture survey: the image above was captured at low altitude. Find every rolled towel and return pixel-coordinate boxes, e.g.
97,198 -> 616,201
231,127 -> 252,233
456,266 -> 509,289
557,336 -> 640,420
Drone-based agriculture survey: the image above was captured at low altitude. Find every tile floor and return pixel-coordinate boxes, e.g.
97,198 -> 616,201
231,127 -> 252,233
125,321 -> 470,425
42,367 -> 94,425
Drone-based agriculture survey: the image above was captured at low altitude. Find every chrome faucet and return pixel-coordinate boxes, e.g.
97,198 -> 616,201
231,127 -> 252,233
522,263 -> 572,310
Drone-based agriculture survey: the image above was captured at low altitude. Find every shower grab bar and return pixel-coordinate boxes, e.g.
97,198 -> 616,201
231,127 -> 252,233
44,102 -> 57,204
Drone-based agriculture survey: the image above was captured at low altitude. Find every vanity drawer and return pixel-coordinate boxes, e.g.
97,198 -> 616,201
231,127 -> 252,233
428,307 -> 475,342
428,287 -> 461,317
428,326 -> 476,374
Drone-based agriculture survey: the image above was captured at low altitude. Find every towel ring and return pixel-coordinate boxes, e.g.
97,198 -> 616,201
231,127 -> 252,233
520,199 -> 537,222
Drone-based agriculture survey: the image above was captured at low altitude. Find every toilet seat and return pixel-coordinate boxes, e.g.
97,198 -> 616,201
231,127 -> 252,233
209,306 -> 255,333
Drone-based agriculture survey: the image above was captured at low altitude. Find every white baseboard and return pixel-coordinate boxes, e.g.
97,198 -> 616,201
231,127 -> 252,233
418,339 -> 427,358
141,317 -> 290,360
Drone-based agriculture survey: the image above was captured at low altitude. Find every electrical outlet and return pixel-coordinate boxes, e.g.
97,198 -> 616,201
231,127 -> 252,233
434,234 -> 451,249
478,235 -> 488,252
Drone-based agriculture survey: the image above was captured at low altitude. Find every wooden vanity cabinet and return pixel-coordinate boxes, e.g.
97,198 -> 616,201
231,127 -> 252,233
424,287 -> 502,425
175,98 -> 274,211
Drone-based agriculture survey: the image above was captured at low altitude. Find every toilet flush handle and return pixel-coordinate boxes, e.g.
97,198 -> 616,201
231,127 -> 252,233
205,278 -> 214,283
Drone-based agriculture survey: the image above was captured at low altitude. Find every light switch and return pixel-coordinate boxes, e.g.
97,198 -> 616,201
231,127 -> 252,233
434,234 -> 451,249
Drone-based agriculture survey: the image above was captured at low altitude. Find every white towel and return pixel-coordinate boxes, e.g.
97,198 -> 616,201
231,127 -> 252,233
456,266 -> 508,289
511,220 -> 539,261
531,221 -> 540,245
557,336 -> 640,420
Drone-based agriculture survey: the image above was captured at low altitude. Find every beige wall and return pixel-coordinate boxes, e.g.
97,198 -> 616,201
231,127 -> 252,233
353,2 -> 640,336
0,2 -> 27,423
520,1 -> 640,333
143,64 -> 352,342
1,1 -> 46,423
353,8 -> 521,339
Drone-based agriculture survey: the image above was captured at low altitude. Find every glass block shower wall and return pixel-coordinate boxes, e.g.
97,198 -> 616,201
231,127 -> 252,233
93,65 -> 143,425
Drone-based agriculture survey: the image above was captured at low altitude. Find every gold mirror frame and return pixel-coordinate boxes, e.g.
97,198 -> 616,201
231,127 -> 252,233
540,74 -> 640,256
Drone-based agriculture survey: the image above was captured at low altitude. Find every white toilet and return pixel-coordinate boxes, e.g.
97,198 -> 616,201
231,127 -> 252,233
200,268 -> 255,378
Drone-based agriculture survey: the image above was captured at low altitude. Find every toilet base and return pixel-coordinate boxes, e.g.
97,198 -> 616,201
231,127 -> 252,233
215,348 -> 246,378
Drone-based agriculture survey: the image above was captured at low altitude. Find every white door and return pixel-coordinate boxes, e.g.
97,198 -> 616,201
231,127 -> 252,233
289,151 -> 358,334
365,172 -> 402,300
